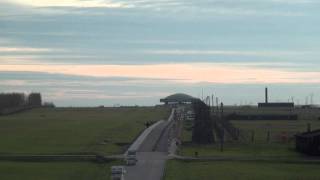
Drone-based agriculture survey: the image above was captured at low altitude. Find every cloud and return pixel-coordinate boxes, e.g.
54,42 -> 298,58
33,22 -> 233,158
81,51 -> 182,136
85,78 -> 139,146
144,49 -> 313,57
270,0 -> 318,4
0,47 -> 56,53
49,89 -> 169,100
8,0 -> 132,8
4,0 -> 312,17
1,63 -> 320,84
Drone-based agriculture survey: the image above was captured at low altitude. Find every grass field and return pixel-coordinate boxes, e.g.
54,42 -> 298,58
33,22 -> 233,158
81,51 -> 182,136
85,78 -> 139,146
179,143 -> 301,158
0,107 -> 169,155
180,118 -> 320,157
0,161 -> 119,180
223,106 -> 320,121
165,160 -> 320,180
232,120 -> 320,142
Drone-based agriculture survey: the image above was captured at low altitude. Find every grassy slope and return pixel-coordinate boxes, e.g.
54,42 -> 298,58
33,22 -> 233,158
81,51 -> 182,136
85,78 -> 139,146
180,119 -> 320,157
0,161 -> 119,180
232,120 -> 320,142
165,160 -> 320,180
0,107 -> 169,155
179,143 -> 300,157
223,106 -> 320,121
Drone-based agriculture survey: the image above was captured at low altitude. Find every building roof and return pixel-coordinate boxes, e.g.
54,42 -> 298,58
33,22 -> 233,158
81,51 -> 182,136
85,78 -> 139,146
258,102 -> 294,108
160,93 -> 196,103
296,130 -> 320,138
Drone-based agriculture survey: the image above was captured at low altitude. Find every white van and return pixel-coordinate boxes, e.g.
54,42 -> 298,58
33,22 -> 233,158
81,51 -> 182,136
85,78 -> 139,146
111,166 -> 126,180
126,150 -> 137,166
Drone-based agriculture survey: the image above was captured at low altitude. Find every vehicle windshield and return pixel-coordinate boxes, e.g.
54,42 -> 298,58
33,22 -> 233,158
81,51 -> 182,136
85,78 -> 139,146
111,167 -> 124,175
128,151 -> 136,155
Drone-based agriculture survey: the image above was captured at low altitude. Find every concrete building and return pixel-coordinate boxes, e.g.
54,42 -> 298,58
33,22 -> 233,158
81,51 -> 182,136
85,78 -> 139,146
160,93 -> 197,105
296,130 -> 320,156
258,87 -> 294,108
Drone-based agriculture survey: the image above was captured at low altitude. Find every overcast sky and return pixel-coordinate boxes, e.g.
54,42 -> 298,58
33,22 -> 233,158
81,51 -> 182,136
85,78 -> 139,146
0,0 -> 319,106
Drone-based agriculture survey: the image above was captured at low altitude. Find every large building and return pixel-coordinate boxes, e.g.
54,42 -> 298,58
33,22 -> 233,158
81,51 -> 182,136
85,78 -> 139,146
160,93 -> 197,105
258,87 -> 294,108
296,130 -> 320,156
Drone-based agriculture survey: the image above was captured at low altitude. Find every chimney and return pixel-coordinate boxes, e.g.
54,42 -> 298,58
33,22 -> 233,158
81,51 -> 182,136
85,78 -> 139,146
265,87 -> 268,103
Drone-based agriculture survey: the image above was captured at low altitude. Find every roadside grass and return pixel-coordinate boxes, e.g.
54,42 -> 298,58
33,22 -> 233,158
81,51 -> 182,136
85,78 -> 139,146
0,107 -> 169,155
0,160 -> 121,180
223,106 -> 320,121
232,120 -> 320,142
179,143 -> 300,158
165,160 -> 320,180
180,119 -> 320,158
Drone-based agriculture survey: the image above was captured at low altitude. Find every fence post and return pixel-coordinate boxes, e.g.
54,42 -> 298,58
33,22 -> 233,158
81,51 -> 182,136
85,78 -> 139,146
236,129 -> 240,141
307,123 -> 311,132
267,131 -> 270,143
220,129 -> 224,152
220,102 -> 224,119
251,130 -> 255,143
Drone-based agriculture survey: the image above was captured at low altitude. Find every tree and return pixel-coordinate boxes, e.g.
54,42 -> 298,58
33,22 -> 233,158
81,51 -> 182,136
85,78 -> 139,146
28,93 -> 42,106
0,93 -> 26,110
192,99 -> 215,144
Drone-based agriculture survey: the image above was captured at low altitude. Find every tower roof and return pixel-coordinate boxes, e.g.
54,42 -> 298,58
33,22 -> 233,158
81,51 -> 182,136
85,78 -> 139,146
160,93 -> 196,103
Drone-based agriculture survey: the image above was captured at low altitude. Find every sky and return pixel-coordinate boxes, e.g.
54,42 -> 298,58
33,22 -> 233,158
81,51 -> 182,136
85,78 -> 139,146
0,0 -> 319,106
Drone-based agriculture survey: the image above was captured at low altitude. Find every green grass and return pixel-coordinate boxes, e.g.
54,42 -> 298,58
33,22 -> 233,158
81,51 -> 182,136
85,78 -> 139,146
165,160 -> 320,180
232,120 -> 320,142
0,161 -> 120,180
223,106 -> 320,121
179,143 -> 300,157
180,119 -> 320,157
0,107 -> 169,155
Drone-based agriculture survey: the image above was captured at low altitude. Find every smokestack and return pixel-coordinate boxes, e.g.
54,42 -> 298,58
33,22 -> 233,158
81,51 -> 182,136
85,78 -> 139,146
265,87 -> 268,103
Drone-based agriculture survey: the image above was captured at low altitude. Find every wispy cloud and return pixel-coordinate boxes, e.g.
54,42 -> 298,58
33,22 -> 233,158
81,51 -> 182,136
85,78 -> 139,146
8,0 -> 132,8
0,46 -> 56,53
1,63 -> 320,84
49,89 -> 169,100
144,49 -> 314,57
4,0 -> 313,17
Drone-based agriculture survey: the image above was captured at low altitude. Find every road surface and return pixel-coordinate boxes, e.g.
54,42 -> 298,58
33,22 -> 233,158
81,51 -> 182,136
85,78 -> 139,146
124,109 -> 176,180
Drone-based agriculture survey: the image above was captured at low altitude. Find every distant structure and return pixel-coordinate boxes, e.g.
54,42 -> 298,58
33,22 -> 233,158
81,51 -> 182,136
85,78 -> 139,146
295,130 -> 320,156
160,93 -> 197,105
258,87 -> 294,108
265,87 -> 268,103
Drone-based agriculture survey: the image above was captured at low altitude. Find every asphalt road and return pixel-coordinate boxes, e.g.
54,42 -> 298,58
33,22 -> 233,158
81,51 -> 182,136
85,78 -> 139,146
124,152 -> 167,180
124,110 -> 175,180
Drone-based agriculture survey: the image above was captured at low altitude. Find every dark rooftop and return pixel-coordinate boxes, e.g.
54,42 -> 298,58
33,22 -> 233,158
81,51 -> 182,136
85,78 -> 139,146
296,130 -> 320,138
160,93 -> 197,103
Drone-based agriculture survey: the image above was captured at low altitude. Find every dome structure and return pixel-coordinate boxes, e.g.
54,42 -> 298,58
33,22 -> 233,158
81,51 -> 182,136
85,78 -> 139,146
160,93 -> 197,104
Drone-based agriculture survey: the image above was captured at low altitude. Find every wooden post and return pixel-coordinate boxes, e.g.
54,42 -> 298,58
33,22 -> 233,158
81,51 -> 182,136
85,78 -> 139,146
236,129 -> 240,141
216,97 -> 219,116
307,123 -> 311,132
212,94 -> 214,113
220,129 -> 224,152
267,131 -> 270,143
220,102 -> 224,119
251,130 -> 255,143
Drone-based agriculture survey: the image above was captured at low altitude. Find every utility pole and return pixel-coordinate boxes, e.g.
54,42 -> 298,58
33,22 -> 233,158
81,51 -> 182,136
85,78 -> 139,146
220,102 -> 224,119
211,94 -> 214,113
220,129 -> 224,152
201,88 -> 204,101
216,97 -> 219,116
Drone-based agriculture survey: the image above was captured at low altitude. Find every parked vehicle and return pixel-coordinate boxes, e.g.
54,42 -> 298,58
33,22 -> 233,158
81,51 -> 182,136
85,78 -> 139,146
111,166 -> 126,180
186,110 -> 195,121
126,150 -> 138,166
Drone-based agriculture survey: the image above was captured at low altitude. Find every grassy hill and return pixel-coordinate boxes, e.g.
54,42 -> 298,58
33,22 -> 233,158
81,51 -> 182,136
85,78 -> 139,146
0,107 -> 169,155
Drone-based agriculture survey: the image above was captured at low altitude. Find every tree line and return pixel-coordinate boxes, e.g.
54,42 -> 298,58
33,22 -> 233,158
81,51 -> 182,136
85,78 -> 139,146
0,92 -> 42,110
